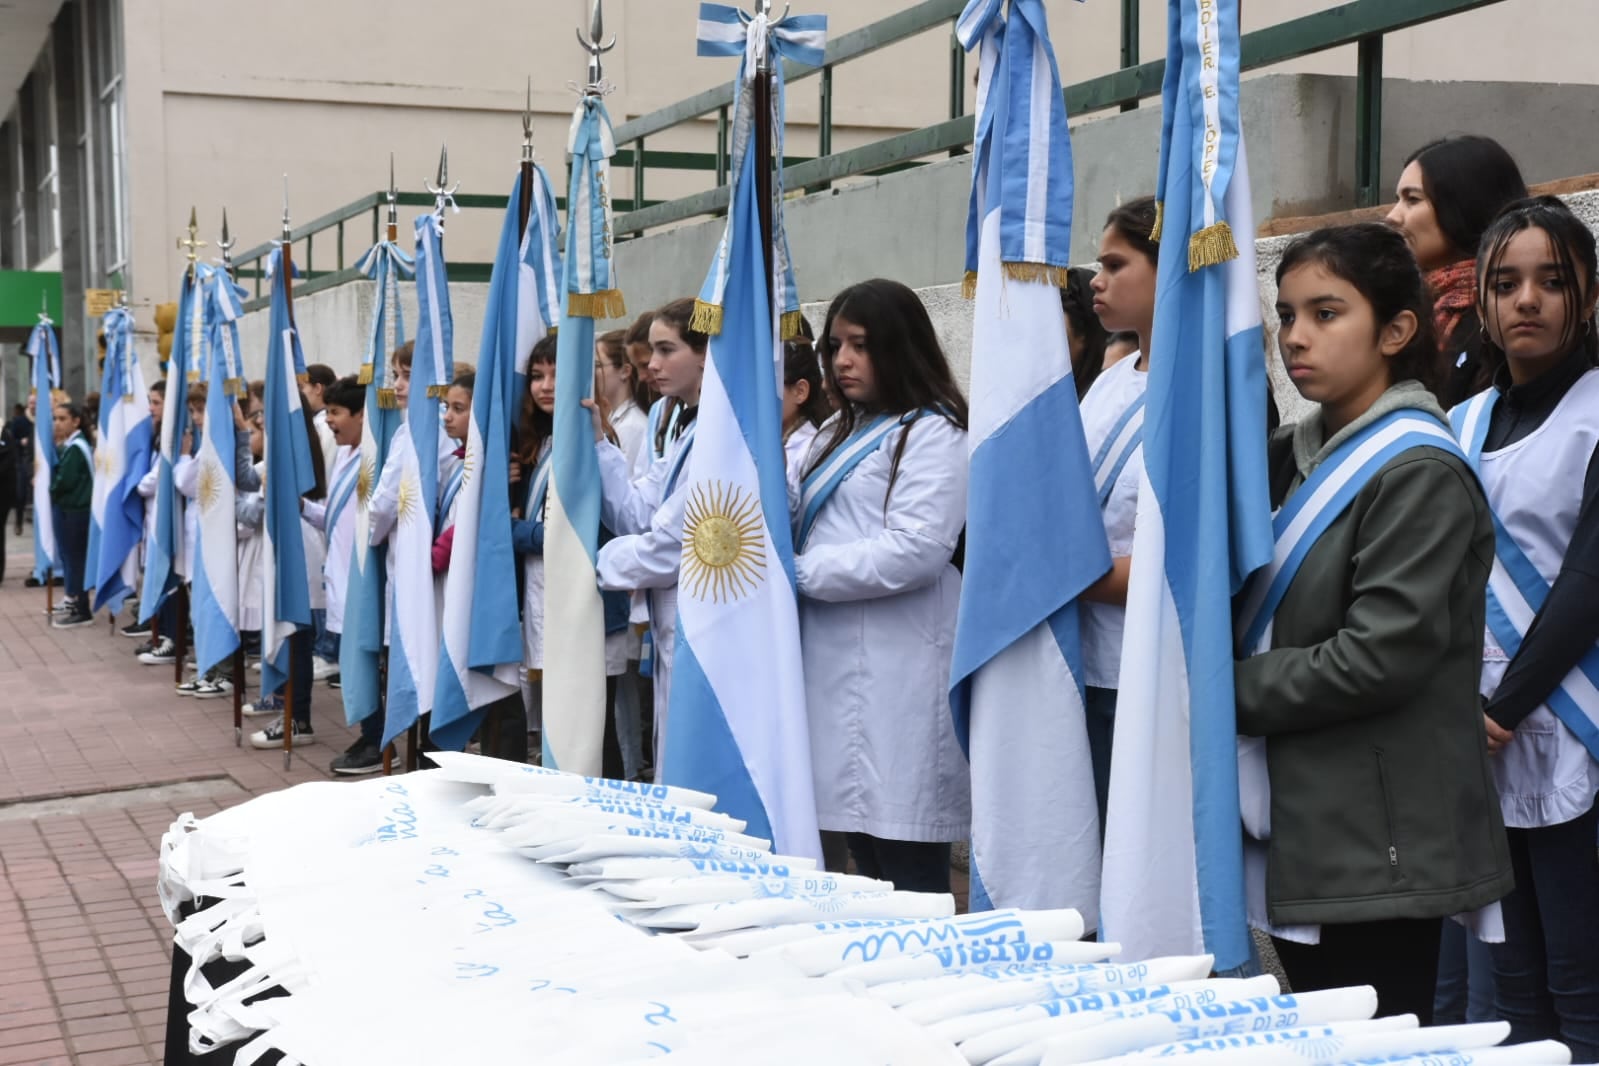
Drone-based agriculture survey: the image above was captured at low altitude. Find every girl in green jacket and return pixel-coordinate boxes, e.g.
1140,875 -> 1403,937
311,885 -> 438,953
50,401 -> 94,628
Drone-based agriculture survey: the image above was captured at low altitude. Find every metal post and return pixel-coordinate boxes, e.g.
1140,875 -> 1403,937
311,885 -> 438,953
632,135 -> 646,213
1120,0 -> 1140,111
948,23 -> 965,121
819,65 -> 833,156
1355,34 -> 1383,207
716,106 -> 730,187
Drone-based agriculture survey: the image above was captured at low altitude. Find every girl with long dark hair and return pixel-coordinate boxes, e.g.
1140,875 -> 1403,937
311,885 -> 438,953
795,278 -> 970,891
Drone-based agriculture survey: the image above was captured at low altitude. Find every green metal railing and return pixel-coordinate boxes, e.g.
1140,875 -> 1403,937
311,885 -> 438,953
234,0 -> 1507,311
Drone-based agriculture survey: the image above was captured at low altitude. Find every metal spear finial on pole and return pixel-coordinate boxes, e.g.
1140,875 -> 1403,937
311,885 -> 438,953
425,143 -> 459,229
576,0 -> 616,95
280,174 -> 292,245
522,76 -> 536,163
177,206 -> 208,278
38,289 -> 50,324
218,208 -> 236,274
387,152 -> 399,233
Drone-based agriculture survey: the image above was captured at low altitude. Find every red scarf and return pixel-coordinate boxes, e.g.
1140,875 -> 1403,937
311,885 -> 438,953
1427,259 -> 1477,350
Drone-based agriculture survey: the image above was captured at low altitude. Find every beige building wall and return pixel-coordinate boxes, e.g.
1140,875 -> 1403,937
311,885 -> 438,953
121,0 -> 1599,327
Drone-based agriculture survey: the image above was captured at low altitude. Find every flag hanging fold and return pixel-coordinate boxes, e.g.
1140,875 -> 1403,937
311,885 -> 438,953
190,267 -> 247,676
139,270 -> 200,621
342,237 -> 412,727
517,162 -> 563,392
382,214 -> 450,749
541,94 -> 619,775
661,6 -> 826,862
260,246 -> 317,698
948,0 -> 1112,925
431,169 -> 554,751
86,305 -> 152,614
1099,0 -> 1273,973
691,2 -> 825,341
25,319 -> 61,583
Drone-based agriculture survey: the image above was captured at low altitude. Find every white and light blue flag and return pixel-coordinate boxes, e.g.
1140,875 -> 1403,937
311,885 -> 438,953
341,236 -> 413,727
432,170 -> 553,750
86,305 -> 152,614
661,6 -> 826,862
383,213 -> 451,749
139,269 -> 200,621
24,318 -> 61,582
1099,0 -> 1274,973
260,247 -> 317,697
948,0 -> 1112,925
190,266 -> 247,676
541,95 -> 621,774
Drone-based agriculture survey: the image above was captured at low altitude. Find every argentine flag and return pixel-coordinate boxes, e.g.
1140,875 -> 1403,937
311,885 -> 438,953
191,268 -> 247,677
341,237 -> 412,728
431,172 -> 548,751
86,305 -> 152,614
140,269 -> 199,621
1099,0 -> 1273,973
948,0 -> 1112,924
25,319 -> 60,583
260,247 -> 317,697
383,213 -> 450,749
542,94 -> 619,774
662,5 -> 824,861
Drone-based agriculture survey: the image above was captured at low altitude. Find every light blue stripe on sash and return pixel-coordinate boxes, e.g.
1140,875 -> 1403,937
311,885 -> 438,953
325,458 -> 359,540
663,421 -> 698,497
1091,395 -> 1145,508
525,449 -> 553,523
1455,387 -> 1599,761
1235,412 -> 1462,657
437,462 -> 464,529
796,413 -> 901,551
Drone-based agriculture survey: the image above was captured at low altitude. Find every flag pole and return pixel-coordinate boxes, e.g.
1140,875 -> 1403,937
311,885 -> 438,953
519,78 -> 536,234
280,176 -> 297,771
751,0 -> 777,311
175,211 -> 206,687
36,301 -> 56,620
381,156 -> 398,776
218,208 -> 246,748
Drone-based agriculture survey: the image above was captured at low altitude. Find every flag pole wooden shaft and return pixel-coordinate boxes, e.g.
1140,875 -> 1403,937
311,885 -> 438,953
753,61 -> 776,312
174,587 -> 189,686
283,653 -> 294,770
45,567 -> 52,616
232,647 -> 244,746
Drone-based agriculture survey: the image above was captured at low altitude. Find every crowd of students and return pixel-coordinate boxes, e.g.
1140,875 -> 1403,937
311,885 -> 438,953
21,130 -> 1599,1060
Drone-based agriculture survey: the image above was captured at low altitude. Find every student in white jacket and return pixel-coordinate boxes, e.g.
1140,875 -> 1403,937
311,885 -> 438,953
594,298 -> 707,775
794,278 -> 972,892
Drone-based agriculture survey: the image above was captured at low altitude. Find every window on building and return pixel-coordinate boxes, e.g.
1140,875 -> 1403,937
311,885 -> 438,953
87,0 -> 125,283
28,49 -> 61,261
1,114 -> 26,269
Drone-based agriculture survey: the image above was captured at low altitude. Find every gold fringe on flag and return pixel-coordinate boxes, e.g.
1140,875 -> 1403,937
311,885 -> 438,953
546,325 -> 558,338
49,388 -> 70,405
1188,221 -> 1240,272
1150,200 -> 1165,242
296,372 -> 310,384
526,668 -> 543,683
690,299 -> 725,336
426,384 -> 450,399
377,388 -> 398,409
188,370 -> 201,383
225,378 -> 245,398
779,310 -> 805,341
567,289 -> 627,320
1001,262 -> 1073,289
357,364 -> 373,385
962,270 -> 979,300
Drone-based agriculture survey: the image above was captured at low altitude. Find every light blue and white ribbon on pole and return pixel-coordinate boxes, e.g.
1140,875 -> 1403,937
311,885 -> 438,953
517,162 -> 563,389
1100,0 -> 1273,974
948,0 -> 1111,925
690,2 -> 825,340
542,93 -> 619,774
86,304 -> 152,615
662,4 -> 826,862
342,236 -> 413,727
25,318 -> 61,583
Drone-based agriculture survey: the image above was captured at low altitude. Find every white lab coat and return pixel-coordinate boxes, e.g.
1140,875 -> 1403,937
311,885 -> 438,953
320,446 -> 358,635
611,399 -> 648,474
596,425 -> 693,766
794,411 -> 972,842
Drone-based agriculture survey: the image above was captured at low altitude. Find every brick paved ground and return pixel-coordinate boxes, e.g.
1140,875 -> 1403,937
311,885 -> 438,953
0,541 -> 361,1065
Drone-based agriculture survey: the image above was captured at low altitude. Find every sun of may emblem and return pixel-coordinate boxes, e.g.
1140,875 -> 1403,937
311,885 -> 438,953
197,460 -> 222,514
357,456 -> 375,504
396,472 -> 420,527
681,480 -> 766,603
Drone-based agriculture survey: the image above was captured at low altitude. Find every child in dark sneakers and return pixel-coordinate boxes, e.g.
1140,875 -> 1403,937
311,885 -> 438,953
50,401 -> 94,629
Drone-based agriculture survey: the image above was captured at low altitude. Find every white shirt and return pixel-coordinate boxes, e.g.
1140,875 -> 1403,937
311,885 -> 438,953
1076,354 -> 1148,690
321,446 -> 359,634
610,399 -> 648,474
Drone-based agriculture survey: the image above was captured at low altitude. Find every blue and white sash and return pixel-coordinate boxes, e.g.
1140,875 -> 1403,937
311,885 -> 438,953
1091,395 -> 1145,509
647,400 -> 684,464
524,448 -> 553,525
796,413 -> 905,550
1236,411 -> 1464,658
325,457 -> 360,542
437,460 -> 465,530
663,420 -> 699,497
64,433 -> 93,475
1452,389 -> 1599,761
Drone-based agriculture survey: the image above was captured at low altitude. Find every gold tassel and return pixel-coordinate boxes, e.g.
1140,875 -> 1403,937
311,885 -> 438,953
1188,221 -> 1240,272
225,378 -> 245,397
546,325 -> 558,338
49,388 -> 70,405
426,383 -> 450,399
961,270 -> 978,300
690,299 -> 725,336
357,363 -> 373,385
566,289 -> 627,320
526,668 -> 543,683
188,370 -> 200,383
377,388 -> 398,409
296,372 -> 309,384
779,310 -> 805,342
1150,200 -> 1165,242
1001,261 -> 1073,289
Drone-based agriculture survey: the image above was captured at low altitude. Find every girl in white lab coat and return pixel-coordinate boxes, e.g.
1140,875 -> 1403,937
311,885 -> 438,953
795,278 -> 971,892
593,298 -> 706,776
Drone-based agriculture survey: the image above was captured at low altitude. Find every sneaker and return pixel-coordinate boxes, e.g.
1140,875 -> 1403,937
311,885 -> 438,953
24,576 -> 41,588
311,656 -> 336,681
249,659 -> 263,673
326,672 -> 342,690
241,695 -> 284,718
250,719 -> 315,749
193,677 -> 232,700
330,740 -> 383,775
52,606 -> 94,630
138,637 -> 177,665
133,638 -> 157,656
120,620 -> 151,638
175,675 -> 202,697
